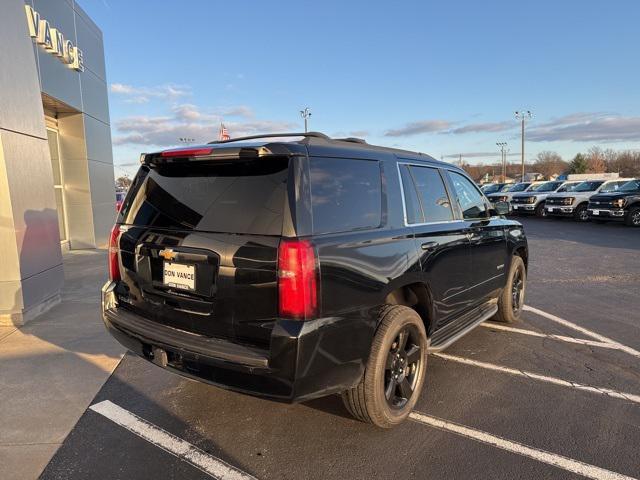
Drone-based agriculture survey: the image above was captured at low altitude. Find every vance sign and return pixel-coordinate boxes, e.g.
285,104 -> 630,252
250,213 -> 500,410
24,5 -> 84,72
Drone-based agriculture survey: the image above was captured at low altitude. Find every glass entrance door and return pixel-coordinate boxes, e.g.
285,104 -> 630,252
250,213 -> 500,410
46,128 -> 68,243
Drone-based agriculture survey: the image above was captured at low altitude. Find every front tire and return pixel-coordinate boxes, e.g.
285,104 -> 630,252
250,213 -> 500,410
493,256 -> 526,323
574,204 -> 589,222
535,202 -> 547,218
341,305 -> 427,428
625,206 -> 640,227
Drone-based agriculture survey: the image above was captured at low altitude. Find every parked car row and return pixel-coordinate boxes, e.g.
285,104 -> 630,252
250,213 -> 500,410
485,178 -> 640,226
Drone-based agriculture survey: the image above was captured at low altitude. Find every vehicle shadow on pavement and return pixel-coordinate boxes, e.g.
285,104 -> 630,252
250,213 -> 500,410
40,359 -> 259,480
300,394 -> 355,420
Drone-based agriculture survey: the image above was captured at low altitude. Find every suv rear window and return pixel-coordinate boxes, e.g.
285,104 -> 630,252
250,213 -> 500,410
309,157 -> 382,234
119,158 -> 288,235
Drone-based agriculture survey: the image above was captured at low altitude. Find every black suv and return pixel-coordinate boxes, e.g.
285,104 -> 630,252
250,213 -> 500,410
587,179 -> 640,226
102,133 -> 528,428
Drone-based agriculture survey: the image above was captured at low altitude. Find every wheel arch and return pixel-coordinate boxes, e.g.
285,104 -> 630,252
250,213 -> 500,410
383,282 -> 435,336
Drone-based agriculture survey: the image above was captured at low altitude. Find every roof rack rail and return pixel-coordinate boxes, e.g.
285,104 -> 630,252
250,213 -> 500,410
335,137 -> 367,144
207,132 -> 330,144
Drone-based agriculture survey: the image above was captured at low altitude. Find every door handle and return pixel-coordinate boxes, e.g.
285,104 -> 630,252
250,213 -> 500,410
421,241 -> 439,250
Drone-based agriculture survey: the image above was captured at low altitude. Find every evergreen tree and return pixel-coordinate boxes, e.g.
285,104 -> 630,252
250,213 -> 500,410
568,153 -> 588,174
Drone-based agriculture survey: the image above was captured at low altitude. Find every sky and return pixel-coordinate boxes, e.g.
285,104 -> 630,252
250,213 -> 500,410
78,0 -> 640,178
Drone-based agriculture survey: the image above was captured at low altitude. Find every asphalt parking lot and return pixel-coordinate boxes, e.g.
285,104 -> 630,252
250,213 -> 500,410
41,217 -> 640,480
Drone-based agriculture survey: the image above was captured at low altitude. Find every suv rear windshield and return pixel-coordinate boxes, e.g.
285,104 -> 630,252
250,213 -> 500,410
118,158 -> 289,235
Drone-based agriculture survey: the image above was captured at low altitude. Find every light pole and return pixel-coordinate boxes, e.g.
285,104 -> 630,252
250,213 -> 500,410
300,107 -> 311,133
515,110 -> 532,181
496,142 -> 507,182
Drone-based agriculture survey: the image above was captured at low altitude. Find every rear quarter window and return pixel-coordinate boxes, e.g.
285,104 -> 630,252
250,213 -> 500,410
309,157 -> 383,234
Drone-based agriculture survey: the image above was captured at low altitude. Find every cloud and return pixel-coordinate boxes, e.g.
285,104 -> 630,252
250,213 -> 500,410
110,83 -> 191,103
527,112 -> 640,142
385,120 -> 453,137
113,104 -> 296,146
451,121 -> 515,134
349,130 -> 369,137
443,151 -> 521,159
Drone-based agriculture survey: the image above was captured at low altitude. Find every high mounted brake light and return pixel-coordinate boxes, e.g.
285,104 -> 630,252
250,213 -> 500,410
160,147 -> 214,157
278,239 -> 318,320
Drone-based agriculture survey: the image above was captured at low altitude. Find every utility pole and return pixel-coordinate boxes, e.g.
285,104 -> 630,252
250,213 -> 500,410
496,142 -> 507,182
300,107 -> 311,133
515,110 -> 532,181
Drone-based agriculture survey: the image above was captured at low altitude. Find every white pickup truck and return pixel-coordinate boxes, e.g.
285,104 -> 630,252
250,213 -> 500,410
544,179 -> 633,221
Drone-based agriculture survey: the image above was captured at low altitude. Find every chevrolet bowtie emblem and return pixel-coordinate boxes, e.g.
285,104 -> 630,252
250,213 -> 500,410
159,249 -> 177,261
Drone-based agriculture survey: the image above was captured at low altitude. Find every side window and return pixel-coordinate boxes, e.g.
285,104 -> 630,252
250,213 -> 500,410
448,171 -> 489,220
309,157 -> 382,234
399,165 -> 424,224
408,166 -> 454,223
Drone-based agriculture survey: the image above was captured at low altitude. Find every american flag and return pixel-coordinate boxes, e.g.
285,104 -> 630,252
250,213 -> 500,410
219,123 -> 230,141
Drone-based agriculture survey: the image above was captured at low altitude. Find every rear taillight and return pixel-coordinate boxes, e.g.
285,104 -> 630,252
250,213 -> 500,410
278,239 -> 318,320
108,224 -> 121,281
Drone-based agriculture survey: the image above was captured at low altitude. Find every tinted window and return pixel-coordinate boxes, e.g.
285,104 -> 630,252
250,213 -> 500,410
405,166 -> 453,223
573,181 -> 604,192
449,171 -> 489,219
310,157 -> 382,234
509,183 -> 530,192
399,165 -> 423,224
120,158 -> 288,235
601,181 -> 626,193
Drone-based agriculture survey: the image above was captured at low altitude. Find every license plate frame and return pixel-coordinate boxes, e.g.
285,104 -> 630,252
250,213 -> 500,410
592,210 -> 600,216
163,261 -> 196,291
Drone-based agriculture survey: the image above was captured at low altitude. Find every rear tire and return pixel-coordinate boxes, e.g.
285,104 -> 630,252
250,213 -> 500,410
625,206 -> 640,227
535,202 -> 547,218
341,305 -> 427,428
493,256 -> 526,323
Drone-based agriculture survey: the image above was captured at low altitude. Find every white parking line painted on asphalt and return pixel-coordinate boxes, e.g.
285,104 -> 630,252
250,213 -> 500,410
89,400 -> 257,480
409,411 -> 637,480
432,353 -> 640,405
523,305 -> 640,359
481,322 -> 622,351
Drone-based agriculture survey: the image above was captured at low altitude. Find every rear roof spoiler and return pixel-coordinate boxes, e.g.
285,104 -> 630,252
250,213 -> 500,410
207,132 -> 329,144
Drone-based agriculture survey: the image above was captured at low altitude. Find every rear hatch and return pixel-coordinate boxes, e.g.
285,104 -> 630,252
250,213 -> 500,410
113,147 -> 293,348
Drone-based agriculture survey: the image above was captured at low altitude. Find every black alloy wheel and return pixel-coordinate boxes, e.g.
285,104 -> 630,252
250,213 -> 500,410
384,326 -> 423,409
511,267 -> 525,314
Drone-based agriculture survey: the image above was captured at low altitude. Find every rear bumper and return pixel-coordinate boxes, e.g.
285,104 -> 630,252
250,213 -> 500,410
101,282 -> 368,402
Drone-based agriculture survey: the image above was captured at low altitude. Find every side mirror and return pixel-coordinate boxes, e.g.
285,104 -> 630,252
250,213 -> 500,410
494,201 -> 510,216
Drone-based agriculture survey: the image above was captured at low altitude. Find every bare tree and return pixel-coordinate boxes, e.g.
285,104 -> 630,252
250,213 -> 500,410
585,147 -> 607,173
533,151 -> 567,179
115,175 -> 132,190
608,150 -> 640,177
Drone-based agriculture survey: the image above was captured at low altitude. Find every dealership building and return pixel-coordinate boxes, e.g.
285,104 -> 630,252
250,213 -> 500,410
0,0 -> 114,325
